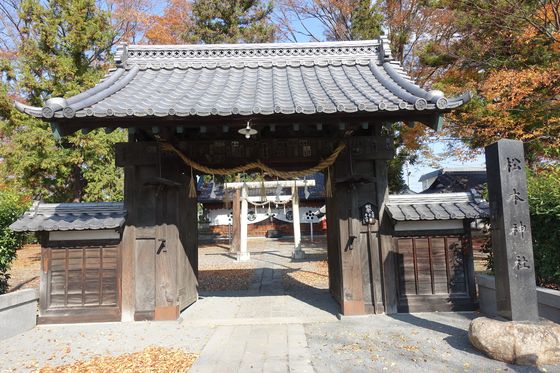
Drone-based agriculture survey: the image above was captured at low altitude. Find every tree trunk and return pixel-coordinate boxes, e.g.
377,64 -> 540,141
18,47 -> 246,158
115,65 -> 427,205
71,164 -> 84,202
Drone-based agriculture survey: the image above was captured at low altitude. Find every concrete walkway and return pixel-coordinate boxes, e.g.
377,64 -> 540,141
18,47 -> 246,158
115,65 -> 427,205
2,239 -> 557,372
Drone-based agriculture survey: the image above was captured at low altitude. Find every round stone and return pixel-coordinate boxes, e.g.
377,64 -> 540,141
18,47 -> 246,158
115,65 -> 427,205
469,317 -> 560,366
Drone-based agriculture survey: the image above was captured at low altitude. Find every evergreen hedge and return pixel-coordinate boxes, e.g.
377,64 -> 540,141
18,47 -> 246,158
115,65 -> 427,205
528,166 -> 560,287
0,189 -> 29,294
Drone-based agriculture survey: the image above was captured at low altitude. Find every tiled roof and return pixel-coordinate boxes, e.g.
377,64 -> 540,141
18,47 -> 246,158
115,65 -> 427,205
420,168 -> 487,194
9,202 -> 126,232
386,192 -> 488,221
15,38 -> 469,122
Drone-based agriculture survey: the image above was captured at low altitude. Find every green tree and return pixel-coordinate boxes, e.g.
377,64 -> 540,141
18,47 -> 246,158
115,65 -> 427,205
0,0 -> 126,202
186,0 -> 274,43
349,0 -> 383,40
0,189 -> 30,294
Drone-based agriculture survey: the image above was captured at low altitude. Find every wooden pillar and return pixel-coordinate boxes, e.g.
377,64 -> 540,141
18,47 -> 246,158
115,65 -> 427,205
331,133 -> 393,316
121,161 -> 136,321
326,171 -> 342,305
292,186 -> 305,259
117,141 -> 198,321
376,159 -> 397,314
231,188 -> 241,252
332,149 -> 367,315
238,183 -> 250,261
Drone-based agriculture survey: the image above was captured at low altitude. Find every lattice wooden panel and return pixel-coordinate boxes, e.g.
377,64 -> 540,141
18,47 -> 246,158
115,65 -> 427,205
47,246 -> 118,309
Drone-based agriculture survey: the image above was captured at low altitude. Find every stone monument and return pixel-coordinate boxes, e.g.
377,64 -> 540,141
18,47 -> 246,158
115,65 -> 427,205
486,139 -> 538,321
469,139 -> 560,366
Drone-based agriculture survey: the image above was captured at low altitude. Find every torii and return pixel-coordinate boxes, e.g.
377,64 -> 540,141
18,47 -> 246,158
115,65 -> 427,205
224,179 -> 316,261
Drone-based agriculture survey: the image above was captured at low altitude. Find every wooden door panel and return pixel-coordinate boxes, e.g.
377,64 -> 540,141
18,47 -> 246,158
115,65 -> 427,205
134,239 -> 156,316
395,235 -> 469,298
42,244 -> 120,323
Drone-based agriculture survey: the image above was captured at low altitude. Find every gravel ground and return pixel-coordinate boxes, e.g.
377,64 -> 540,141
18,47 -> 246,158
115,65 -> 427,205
1,321 -> 212,372
7,244 -> 41,292
198,237 -> 329,292
305,312 -> 553,373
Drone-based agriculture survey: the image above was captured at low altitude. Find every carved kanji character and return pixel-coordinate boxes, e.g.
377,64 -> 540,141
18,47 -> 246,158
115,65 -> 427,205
513,255 -> 531,270
507,157 -> 522,172
511,188 -> 525,205
512,221 -> 527,238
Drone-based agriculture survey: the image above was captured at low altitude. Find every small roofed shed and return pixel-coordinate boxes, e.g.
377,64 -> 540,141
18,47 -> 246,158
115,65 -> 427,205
385,192 -> 488,312
10,202 -> 126,323
13,37 -> 470,320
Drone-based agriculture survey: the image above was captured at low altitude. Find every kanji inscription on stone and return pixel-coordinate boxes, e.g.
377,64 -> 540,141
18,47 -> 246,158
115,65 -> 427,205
486,139 -> 539,321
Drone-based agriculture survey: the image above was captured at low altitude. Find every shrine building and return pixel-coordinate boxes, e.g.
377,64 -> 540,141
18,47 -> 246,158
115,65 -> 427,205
11,38 -> 486,323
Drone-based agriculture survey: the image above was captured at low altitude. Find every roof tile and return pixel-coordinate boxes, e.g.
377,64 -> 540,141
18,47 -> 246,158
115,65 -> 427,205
10,202 -> 126,232
15,39 -> 469,122
386,192 -> 489,221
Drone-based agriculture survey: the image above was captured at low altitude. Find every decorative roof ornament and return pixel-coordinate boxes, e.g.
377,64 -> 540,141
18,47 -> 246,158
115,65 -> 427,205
378,35 -> 393,62
115,43 -> 128,67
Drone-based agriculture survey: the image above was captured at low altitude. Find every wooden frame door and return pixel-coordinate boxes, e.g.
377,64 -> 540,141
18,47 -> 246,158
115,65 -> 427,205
394,235 -> 477,312
39,242 -> 121,323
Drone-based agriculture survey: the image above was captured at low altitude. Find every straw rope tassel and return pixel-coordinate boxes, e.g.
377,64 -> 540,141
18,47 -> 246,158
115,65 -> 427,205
326,167 -> 333,198
223,187 -> 231,209
260,176 -> 267,201
188,167 -> 197,198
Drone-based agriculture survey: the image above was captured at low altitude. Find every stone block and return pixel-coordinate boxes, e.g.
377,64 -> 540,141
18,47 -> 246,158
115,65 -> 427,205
0,289 -> 38,340
477,274 -> 560,324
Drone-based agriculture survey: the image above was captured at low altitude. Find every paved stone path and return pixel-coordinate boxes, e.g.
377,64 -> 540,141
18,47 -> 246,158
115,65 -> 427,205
187,243 -> 330,372
2,238 -> 558,372
189,324 -> 313,373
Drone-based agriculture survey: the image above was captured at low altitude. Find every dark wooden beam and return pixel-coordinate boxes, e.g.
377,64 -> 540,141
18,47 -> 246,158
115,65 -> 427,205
47,110 -> 446,135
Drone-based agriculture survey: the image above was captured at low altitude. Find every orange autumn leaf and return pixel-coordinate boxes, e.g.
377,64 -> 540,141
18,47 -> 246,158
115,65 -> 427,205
144,0 -> 192,44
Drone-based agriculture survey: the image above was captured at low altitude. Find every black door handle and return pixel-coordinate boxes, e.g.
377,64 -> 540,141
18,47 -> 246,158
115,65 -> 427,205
156,239 -> 167,254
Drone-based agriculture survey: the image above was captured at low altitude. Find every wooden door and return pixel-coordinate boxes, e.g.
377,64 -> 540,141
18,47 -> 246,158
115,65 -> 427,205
154,224 -> 179,320
394,235 -> 476,312
40,243 -> 121,323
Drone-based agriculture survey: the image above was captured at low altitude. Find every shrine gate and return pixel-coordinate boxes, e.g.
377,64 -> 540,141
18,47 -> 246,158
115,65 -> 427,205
15,38 -> 470,321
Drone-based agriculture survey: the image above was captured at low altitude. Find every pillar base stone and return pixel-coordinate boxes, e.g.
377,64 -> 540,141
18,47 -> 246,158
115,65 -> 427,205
292,250 -> 305,260
237,252 -> 251,262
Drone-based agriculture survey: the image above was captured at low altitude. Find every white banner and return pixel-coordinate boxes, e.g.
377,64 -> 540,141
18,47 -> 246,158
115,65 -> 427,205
204,206 -> 323,226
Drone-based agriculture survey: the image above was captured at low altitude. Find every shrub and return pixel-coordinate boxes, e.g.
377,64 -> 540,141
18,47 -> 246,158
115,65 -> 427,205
0,189 -> 29,294
482,165 -> 560,288
527,166 -> 560,287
